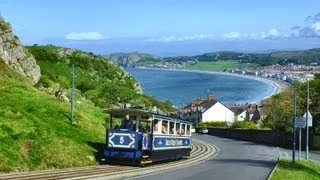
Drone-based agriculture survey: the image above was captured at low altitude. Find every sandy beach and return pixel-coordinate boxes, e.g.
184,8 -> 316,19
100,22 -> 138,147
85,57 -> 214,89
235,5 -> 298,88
137,67 -> 289,103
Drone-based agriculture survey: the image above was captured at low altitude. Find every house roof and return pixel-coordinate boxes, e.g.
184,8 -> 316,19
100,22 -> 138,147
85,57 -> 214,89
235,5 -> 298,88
228,106 -> 247,115
183,99 -> 218,112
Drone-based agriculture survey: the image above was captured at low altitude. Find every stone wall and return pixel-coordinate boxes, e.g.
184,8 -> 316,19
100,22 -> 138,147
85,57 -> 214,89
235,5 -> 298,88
201,127 -> 318,150
0,17 -> 40,84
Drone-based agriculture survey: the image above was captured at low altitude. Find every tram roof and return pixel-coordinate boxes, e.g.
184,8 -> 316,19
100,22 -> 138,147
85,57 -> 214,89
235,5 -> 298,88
104,108 -> 191,124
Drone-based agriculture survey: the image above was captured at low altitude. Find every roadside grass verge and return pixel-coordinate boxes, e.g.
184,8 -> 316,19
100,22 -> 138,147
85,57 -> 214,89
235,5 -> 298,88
271,159 -> 320,180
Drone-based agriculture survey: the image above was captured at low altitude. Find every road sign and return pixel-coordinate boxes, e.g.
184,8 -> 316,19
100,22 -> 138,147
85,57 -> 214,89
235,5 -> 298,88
295,117 -> 306,128
303,111 -> 313,127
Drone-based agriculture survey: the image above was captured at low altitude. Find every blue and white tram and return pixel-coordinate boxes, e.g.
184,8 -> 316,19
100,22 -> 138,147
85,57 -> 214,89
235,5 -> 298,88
104,108 -> 192,165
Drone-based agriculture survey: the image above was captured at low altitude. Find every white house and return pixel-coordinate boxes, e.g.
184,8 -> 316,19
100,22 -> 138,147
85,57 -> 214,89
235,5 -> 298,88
201,102 -> 234,122
179,95 -> 235,124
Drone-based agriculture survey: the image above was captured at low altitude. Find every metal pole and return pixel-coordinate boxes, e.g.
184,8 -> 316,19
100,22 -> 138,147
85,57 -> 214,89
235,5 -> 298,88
292,90 -> 296,163
71,64 -> 75,124
306,79 -> 309,159
299,128 -> 301,160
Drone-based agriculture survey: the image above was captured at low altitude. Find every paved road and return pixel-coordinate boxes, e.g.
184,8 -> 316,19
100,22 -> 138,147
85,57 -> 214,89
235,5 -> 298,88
133,134 -> 279,180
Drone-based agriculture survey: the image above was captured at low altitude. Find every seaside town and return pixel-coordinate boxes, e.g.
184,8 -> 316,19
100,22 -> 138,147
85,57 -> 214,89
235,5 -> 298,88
226,63 -> 320,83
151,61 -> 319,83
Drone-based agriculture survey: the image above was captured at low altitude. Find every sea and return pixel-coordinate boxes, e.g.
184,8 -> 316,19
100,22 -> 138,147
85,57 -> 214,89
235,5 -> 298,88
126,68 -> 276,108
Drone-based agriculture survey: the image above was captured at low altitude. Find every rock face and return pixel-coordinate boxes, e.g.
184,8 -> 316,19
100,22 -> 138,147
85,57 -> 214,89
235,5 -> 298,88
0,17 -> 40,84
106,52 -> 162,67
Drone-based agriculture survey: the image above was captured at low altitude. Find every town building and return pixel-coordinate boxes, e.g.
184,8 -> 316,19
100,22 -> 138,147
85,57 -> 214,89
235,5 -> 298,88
179,95 -> 235,125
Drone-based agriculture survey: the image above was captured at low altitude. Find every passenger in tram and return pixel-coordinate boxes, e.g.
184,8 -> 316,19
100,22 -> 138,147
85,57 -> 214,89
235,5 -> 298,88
121,114 -> 133,130
162,121 -> 168,134
146,125 -> 151,133
169,123 -> 175,134
176,124 -> 181,135
153,122 -> 158,132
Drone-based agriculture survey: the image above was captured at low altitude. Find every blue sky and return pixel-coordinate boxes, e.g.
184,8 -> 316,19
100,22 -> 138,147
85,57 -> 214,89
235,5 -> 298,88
1,0 -> 320,55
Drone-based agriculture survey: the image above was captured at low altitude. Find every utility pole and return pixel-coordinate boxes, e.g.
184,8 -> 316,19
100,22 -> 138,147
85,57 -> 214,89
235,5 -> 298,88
292,90 -> 296,163
299,118 -> 302,160
70,64 -> 75,124
306,79 -> 309,159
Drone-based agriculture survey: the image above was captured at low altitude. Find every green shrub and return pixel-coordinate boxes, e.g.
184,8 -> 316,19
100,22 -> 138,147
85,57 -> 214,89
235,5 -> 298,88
0,22 -> 10,31
231,120 -> 257,129
38,75 -> 51,88
199,121 -> 227,128
76,80 -> 95,93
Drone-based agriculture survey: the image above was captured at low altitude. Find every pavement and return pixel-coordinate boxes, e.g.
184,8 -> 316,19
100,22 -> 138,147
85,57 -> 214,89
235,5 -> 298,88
279,148 -> 320,165
133,134 -> 279,180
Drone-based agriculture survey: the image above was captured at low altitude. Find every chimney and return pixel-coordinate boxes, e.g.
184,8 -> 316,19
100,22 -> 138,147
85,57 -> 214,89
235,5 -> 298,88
191,100 -> 196,107
197,97 -> 204,105
208,95 -> 216,101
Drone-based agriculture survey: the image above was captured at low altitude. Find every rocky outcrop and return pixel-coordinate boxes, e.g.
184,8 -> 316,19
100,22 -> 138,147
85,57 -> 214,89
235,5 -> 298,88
106,52 -> 162,67
0,17 -> 40,84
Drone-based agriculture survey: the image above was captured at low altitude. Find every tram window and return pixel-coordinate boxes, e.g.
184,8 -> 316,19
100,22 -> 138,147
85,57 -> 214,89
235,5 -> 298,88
181,124 -> 186,135
169,121 -> 175,135
162,121 -> 168,134
139,121 -> 151,133
153,119 -> 159,133
110,118 -> 122,130
186,125 -> 191,135
176,123 -> 181,135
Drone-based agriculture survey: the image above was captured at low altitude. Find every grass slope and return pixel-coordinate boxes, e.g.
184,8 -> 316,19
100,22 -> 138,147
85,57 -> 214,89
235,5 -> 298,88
185,61 -> 239,71
0,61 -> 106,172
271,159 -> 320,180
185,61 -> 259,71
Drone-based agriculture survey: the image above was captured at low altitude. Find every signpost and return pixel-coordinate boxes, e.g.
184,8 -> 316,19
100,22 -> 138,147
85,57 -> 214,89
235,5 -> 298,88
303,110 -> 312,160
303,111 -> 313,127
295,116 -> 306,160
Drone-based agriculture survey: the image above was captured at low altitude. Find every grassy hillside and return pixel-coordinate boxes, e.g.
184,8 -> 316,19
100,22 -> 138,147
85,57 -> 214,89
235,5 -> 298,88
184,61 -> 259,71
0,61 -> 106,172
27,45 -> 176,113
27,45 -> 139,108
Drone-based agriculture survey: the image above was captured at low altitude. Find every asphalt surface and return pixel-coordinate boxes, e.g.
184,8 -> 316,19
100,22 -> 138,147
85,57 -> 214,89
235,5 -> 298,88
134,134 -> 279,180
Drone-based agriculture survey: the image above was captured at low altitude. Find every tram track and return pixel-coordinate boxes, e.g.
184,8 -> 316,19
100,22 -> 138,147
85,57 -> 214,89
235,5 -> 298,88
0,139 -> 217,180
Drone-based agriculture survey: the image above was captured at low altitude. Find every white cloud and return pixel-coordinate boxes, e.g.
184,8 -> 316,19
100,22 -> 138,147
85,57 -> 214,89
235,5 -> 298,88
65,32 -> 108,40
267,28 -> 280,37
312,21 -> 320,32
148,34 -> 214,42
222,32 -> 241,39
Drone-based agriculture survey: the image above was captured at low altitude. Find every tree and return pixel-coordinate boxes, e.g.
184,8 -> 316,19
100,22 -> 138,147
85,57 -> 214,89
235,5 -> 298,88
294,74 -> 320,134
262,91 -> 294,132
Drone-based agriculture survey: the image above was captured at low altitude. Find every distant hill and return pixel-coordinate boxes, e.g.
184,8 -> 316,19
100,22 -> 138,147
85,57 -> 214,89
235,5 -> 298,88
106,52 -> 163,67
108,48 -> 320,69
165,49 -> 320,66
